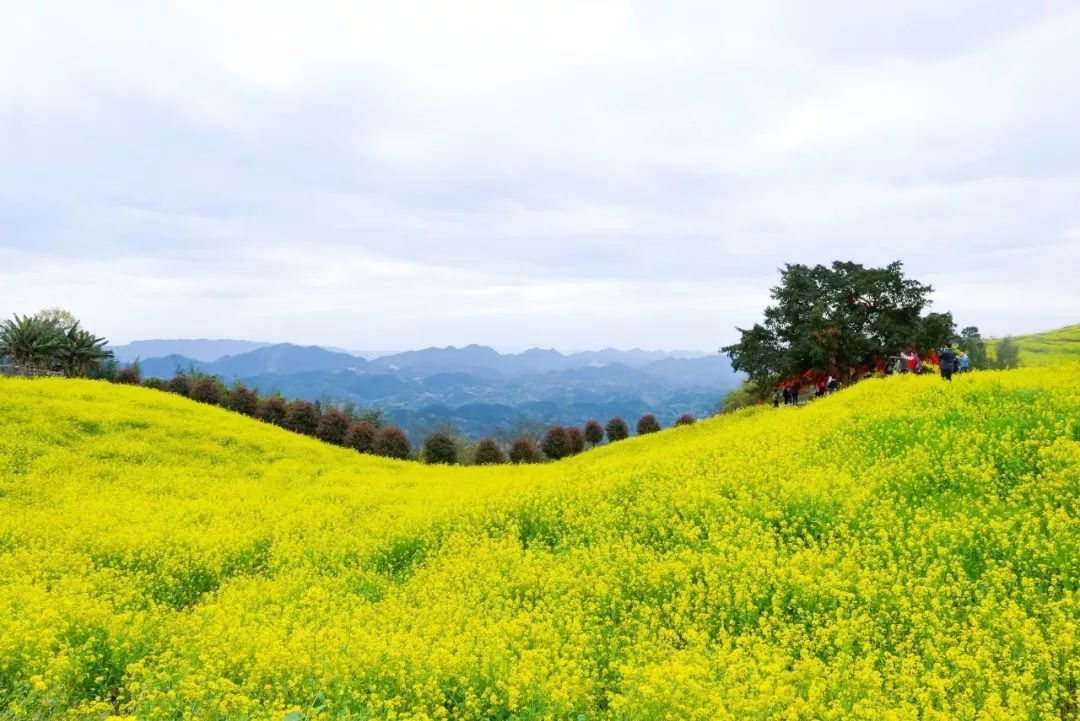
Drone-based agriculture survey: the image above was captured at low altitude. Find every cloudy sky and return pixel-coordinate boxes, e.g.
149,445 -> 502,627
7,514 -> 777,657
2,1 -> 1079,351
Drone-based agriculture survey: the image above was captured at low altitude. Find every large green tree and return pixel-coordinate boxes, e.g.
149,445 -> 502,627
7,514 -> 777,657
1,311 -> 113,377
57,323 -> 112,377
723,261 -> 955,385
959,326 -> 988,369
0,314 -> 65,370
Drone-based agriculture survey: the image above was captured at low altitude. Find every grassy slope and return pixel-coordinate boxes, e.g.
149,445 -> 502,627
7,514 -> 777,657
1,371 -> 1079,720
989,323 -> 1080,366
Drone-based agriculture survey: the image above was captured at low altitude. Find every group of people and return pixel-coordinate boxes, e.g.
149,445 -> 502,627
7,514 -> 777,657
889,345 -> 970,380
775,343 -> 973,407
775,375 -> 841,407
936,343 -> 971,381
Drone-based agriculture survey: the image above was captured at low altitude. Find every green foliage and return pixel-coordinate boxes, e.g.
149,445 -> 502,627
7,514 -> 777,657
566,426 -> 585,455
605,416 -> 630,442
423,431 -> 458,465
224,383 -> 259,416
723,261 -> 955,384
994,336 -> 1021,370
541,426 -> 570,460
0,311 -> 114,377
636,414 -> 661,435
473,438 -> 506,465
317,408 -> 351,445
0,313 -> 64,369
33,307 -> 78,330
508,438 -> 541,464
722,380 -> 766,412
353,407 -> 384,429
189,376 -> 225,406
57,322 -> 112,378
959,326 -> 988,369
372,427 -> 412,460
85,356 -> 118,381
116,362 -> 142,385
256,396 -> 287,426
584,420 -> 604,446
914,312 -> 957,354
344,421 -> 377,453
284,400 -> 320,436
165,374 -> 191,397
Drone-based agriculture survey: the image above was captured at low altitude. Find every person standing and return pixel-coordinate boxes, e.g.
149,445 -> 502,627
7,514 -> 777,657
939,343 -> 957,381
959,351 -> 970,373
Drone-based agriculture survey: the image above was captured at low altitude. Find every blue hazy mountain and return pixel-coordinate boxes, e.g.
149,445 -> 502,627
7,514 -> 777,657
208,344 -> 365,377
108,339 -> 272,363
137,344 -> 364,378
368,345 -> 717,377
133,342 -> 740,439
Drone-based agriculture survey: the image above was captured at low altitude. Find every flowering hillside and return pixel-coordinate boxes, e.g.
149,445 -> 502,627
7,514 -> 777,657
990,324 -> 1080,367
1,369 -> 1078,720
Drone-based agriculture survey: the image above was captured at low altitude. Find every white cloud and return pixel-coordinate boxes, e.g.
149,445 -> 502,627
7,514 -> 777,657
1,1 -> 1079,349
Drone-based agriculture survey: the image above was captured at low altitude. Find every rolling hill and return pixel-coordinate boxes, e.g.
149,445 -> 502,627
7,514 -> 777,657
990,323 -> 1080,366
107,339 -> 273,363
1,368 -> 1078,719
129,343 -> 740,439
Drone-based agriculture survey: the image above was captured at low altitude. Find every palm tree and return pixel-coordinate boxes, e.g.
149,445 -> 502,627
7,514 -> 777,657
0,314 -> 64,369
58,322 -> 113,377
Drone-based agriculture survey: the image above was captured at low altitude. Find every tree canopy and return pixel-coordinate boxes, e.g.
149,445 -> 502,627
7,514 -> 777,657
722,261 -> 956,386
0,310 -> 112,377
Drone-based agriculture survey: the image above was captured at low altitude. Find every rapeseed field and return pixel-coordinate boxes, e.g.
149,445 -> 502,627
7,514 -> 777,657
990,324 -> 1080,367
1,368 -> 1078,720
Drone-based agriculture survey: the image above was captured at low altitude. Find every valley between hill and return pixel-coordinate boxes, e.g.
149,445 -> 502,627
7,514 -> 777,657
1,367 -> 1078,719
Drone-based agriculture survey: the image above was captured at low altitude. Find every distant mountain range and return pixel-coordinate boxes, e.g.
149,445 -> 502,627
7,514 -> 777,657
121,340 -> 739,440
108,339 -> 273,363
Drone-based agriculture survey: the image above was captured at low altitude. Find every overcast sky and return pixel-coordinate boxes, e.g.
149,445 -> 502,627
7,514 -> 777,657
2,1 -> 1079,351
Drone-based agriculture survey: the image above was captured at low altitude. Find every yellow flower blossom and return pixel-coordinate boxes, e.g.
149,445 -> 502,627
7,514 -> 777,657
0,368 -> 1078,719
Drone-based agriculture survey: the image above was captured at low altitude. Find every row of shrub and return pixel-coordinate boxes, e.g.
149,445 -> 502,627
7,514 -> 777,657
424,412 -> 697,466
118,364 -> 699,465
118,366 -> 414,459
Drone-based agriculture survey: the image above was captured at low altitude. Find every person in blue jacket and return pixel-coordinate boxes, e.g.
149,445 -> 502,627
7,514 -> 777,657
939,343 -> 957,381
958,351 -> 970,373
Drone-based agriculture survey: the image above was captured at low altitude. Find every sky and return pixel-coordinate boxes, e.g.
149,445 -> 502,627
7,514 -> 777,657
2,1 -> 1079,352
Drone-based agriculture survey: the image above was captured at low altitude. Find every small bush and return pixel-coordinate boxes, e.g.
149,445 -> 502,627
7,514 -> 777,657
284,400 -> 320,436
165,374 -> 191,396
190,376 -> 225,405
508,438 -> 541,464
566,426 -> 585,455
584,419 -> 604,446
541,426 -> 570,461
373,427 -> 412,460
422,431 -> 458,465
674,413 -> 696,427
257,396 -> 287,426
605,416 -> 629,442
994,336 -> 1020,369
473,438 -> 506,465
115,363 -> 141,385
143,377 -> 165,391
636,414 -> 661,435
317,408 -> 351,446
225,384 -> 259,417
722,380 -> 766,412
344,421 -> 377,453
